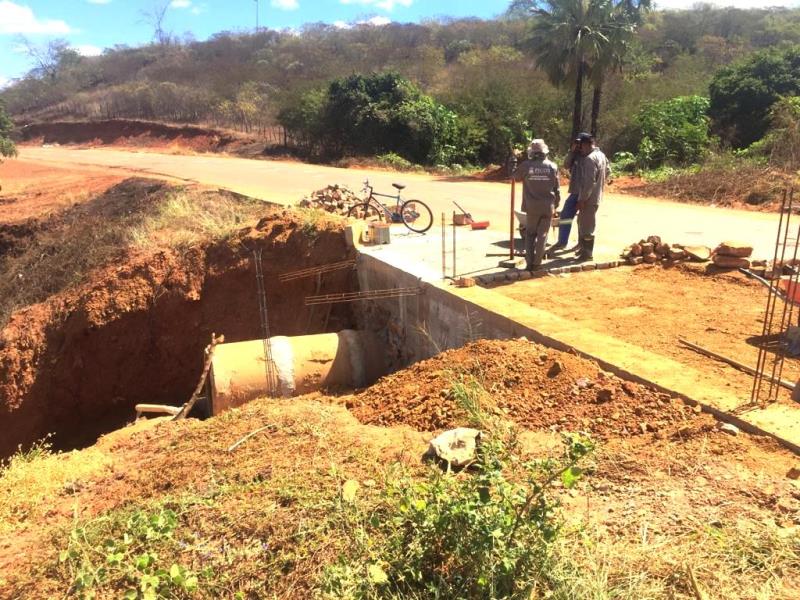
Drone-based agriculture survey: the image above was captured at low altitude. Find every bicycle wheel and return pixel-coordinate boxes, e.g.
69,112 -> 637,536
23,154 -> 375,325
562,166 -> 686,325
347,201 -> 384,223
400,199 -> 433,233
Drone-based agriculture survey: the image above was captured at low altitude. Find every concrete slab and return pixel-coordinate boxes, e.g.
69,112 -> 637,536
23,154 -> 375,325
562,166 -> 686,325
359,221 -> 620,284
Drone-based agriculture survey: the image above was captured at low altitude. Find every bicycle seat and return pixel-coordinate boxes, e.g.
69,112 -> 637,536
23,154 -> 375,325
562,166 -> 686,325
392,183 -> 406,190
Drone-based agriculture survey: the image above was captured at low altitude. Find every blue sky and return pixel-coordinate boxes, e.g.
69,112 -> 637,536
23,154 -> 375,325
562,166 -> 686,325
1,0 -> 799,87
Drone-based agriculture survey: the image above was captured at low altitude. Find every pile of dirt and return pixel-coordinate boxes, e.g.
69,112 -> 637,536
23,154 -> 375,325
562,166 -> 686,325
17,119 -> 263,154
347,339 -> 697,439
0,197 -> 357,457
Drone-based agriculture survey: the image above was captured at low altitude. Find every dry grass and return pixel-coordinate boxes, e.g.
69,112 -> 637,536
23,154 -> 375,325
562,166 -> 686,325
128,188 -> 262,250
629,156 -> 796,208
0,180 -> 267,327
0,439 -> 112,537
548,521 -> 800,600
2,397 -> 799,599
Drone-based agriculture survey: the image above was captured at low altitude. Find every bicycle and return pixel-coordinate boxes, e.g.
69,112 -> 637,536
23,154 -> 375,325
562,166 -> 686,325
347,179 -> 433,234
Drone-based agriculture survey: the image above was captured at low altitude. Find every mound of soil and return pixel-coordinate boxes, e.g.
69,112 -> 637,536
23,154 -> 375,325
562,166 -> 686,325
0,198 -> 356,456
347,339 -> 697,439
18,119 -> 262,154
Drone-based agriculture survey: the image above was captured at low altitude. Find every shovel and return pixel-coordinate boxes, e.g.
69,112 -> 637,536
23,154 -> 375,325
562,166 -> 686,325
453,201 -> 490,230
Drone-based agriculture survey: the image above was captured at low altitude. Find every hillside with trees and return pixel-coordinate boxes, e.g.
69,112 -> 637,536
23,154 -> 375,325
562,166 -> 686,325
2,2 -> 799,183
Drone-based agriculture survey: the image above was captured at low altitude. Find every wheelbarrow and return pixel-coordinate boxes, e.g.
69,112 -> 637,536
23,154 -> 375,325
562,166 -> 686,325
740,267 -> 800,356
515,210 -> 560,239
740,267 -> 800,307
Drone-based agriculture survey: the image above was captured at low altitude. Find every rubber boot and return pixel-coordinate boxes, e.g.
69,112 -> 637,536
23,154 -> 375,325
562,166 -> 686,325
576,235 -> 595,262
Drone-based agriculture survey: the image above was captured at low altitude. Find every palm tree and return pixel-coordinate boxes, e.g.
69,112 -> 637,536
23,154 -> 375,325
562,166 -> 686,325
530,0 -> 613,139
588,1 -> 651,136
528,0 -> 650,139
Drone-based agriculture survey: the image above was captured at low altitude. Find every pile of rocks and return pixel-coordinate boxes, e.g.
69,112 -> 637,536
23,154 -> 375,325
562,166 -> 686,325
621,236 -> 709,265
298,185 -> 362,216
712,241 -> 753,268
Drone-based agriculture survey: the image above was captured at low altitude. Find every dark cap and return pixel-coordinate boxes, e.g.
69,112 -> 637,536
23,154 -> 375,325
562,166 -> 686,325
575,132 -> 594,143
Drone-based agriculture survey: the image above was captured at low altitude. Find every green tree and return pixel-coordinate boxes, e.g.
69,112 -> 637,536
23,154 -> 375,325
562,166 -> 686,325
636,95 -> 710,167
745,96 -> 800,171
280,72 -> 479,166
0,101 -> 16,160
709,45 -> 800,148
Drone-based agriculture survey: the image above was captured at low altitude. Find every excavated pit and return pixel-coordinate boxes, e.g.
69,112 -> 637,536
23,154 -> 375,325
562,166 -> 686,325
0,213 -> 361,457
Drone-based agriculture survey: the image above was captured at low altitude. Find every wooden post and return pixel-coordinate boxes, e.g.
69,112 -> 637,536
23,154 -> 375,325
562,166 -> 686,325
509,177 -> 516,260
441,212 -> 446,280
452,214 -> 457,280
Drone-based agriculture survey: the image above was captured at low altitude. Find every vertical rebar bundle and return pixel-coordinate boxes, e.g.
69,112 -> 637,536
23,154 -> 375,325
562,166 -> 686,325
252,248 -> 278,396
751,189 -> 798,407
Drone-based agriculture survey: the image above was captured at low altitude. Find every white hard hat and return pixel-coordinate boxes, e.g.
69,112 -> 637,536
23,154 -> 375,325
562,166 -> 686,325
529,139 -> 549,156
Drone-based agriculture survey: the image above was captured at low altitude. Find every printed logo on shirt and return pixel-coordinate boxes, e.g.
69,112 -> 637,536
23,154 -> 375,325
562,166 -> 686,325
527,166 -> 552,181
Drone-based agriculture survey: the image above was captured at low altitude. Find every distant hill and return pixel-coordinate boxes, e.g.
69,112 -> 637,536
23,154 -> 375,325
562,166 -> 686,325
3,6 -> 799,161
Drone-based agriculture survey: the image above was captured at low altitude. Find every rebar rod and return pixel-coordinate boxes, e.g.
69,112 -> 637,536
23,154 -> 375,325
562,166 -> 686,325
253,248 -> 277,395
441,212 -> 446,280
452,215 -> 457,280
305,287 -> 421,306
775,188 -> 799,401
764,190 -> 795,405
752,189 -> 789,405
279,259 -> 356,282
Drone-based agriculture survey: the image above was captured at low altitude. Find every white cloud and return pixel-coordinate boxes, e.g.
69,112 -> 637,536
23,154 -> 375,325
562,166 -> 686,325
0,1 -> 72,34
86,0 -> 111,5
341,0 -> 412,11
73,44 -> 103,56
0,75 -> 10,89
358,15 -> 391,26
333,20 -> 352,29
170,0 -> 191,8
271,0 -> 299,10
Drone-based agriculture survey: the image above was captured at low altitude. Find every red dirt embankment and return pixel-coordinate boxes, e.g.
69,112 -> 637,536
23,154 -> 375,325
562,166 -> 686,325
347,339 -> 697,440
0,193 -> 356,457
17,119 -> 263,154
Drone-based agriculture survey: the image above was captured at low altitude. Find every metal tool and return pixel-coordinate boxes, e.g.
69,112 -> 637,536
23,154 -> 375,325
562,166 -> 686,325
453,200 -> 472,222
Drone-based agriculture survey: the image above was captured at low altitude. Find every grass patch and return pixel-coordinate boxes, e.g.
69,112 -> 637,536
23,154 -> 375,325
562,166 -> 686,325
0,180 -> 266,328
321,377 -> 594,599
295,207 -> 329,240
4,389 -> 798,598
128,188 -> 259,251
0,438 -> 112,536
547,521 -> 800,600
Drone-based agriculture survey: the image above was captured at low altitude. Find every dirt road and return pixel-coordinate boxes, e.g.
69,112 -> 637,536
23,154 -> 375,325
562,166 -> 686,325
14,146 -> 783,257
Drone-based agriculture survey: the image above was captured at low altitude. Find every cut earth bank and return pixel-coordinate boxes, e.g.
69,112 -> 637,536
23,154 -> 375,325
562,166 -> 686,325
0,174 -> 356,456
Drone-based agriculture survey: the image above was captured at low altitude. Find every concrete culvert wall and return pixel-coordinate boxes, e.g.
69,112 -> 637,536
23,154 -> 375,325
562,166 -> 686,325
208,330 -> 387,414
0,214 -> 358,457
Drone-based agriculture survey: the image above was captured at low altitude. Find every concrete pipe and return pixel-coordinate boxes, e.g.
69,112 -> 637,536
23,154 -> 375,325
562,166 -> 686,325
209,330 -> 386,414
